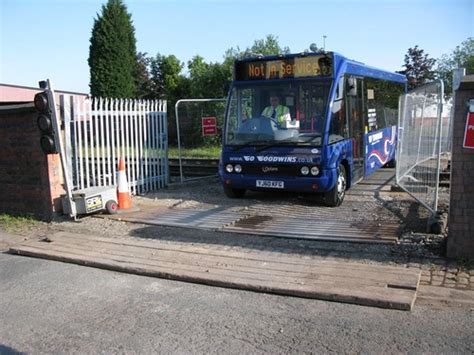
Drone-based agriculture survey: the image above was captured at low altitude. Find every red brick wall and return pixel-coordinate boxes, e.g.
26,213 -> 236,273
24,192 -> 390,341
0,104 -> 65,220
447,76 -> 474,258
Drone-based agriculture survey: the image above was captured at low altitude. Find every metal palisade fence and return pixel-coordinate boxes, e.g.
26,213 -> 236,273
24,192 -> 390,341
396,80 -> 453,215
60,96 -> 168,195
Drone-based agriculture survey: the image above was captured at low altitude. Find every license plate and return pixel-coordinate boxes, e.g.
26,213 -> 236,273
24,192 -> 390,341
256,180 -> 284,189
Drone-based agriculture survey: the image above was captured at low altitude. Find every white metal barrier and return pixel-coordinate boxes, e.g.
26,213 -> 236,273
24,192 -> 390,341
61,96 -> 168,195
396,80 -> 453,215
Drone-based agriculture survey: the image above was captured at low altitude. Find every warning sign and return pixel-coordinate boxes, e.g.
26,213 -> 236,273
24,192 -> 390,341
463,112 -> 474,149
202,116 -> 217,136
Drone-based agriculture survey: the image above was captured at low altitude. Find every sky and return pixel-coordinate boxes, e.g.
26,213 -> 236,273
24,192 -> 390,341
1,0 -> 473,94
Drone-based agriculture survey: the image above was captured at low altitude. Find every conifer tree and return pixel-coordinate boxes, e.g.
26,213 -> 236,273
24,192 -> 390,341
88,0 -> 137,98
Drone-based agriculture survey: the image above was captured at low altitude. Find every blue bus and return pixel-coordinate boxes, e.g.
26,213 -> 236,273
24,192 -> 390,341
219,52 -> 406,206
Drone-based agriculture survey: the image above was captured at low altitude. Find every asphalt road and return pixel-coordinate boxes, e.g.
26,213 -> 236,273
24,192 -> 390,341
0,253 -> 472,354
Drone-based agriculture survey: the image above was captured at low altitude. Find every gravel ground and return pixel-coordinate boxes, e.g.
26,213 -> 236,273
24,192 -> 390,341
0,171 -> 474,289
3,175 -> 471,290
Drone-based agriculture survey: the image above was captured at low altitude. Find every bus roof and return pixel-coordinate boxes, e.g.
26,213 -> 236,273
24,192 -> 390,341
234,51 -> 406,84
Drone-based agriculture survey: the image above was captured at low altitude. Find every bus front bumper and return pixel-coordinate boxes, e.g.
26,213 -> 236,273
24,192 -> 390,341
219,169 -> 337,194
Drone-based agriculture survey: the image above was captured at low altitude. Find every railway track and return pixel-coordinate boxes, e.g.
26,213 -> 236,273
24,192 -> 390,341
169,158 -> 219,177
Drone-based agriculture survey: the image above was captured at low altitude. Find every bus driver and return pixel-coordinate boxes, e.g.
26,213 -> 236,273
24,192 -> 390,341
261,94 -> 291,125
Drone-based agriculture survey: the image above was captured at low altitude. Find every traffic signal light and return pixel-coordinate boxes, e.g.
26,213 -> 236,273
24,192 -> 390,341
34,90 -> 59,154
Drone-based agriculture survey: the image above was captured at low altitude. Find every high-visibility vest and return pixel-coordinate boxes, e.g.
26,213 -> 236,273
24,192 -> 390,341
262,105 -> 290,124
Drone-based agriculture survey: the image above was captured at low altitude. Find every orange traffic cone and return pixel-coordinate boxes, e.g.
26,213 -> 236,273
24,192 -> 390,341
117,158 -> 133,210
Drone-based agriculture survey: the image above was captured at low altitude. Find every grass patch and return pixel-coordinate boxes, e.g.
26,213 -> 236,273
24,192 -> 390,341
457,257 -> 474,271
168,146 -> 221,159
77,146 -> 221,159
0,214 -> 37,233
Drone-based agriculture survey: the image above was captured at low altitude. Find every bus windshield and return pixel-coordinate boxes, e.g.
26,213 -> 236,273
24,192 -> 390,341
225,81 -> 332,147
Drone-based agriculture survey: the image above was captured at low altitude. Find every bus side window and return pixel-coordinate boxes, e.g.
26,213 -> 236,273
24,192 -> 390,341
329,77 -> 347,142
365,78 -> 404,131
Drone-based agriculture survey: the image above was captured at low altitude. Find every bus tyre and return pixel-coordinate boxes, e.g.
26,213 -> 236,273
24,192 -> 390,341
223,186 -> 246,198
324,164 -> 346,207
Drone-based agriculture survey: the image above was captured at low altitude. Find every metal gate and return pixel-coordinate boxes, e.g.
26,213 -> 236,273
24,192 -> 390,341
396,80 -> 453,216
60,96 -> 168,195
174,98 -> 226,182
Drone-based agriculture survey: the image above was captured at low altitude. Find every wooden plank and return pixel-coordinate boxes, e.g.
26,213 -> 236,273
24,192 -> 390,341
31,236 -> 418,289
8,232 -> 419,310
47,232 -> 411,277
9,244 -> 416,310
11,243 -> 359,288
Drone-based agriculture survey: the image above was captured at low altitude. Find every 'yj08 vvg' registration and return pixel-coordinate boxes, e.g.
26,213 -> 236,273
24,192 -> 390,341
256,180 -> 285,189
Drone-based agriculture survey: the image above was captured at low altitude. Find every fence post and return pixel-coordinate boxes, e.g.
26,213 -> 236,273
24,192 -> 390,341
432,81 -> 444,215
61,95 -> 73,184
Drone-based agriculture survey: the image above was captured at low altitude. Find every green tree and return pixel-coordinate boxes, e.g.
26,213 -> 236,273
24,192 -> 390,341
147,54 -> 190,147
135,52 -> 153,99
88,0 -> 138,98
223,34 -> 291,64
187,55 -> 209,97
150,54 -> 186,99
245,34 -> 290,56
436,37 -> 474,94
186,56 -> 231,98
398,45 -> 436,90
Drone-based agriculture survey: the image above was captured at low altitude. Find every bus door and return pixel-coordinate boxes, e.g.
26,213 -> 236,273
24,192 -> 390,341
345,76 -> 365,182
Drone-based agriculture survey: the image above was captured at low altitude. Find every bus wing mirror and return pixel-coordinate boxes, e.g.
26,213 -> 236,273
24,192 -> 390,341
347,77 -> 357,96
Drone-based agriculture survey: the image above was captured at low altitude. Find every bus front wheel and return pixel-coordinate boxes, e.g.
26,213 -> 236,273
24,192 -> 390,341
223,186 -> 246,198
324,164 -> 346,207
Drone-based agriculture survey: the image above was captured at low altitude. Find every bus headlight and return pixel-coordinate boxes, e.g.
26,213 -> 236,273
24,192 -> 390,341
226,164 -> 233,173
234,164 -> 242,173
300,166 -> 309,175
310,166 -> 320,176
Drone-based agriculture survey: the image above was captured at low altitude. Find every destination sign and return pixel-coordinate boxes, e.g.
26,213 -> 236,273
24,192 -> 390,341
235,55 -> 333,81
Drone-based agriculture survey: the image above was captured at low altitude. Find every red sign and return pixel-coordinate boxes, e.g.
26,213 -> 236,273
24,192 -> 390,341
202,116 -> 217,136
463,112 -> 474,149
202,117 -> 216,126
202,126 -> 217,135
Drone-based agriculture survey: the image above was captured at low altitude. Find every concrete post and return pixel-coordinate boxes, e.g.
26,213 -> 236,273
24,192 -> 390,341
447,75 -> 474,258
